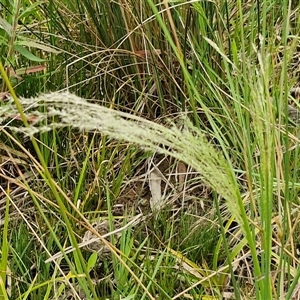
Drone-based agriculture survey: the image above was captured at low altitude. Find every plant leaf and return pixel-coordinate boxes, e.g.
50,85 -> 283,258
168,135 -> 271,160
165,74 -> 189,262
0,17 -> 12,36
15,40 -> 59,54
15,65 -> 46,76
177,161 -> 186,192
87,252 -> 98,272
19,1 -> 45,19
149,169 -> 163,212
14,45 -> 46,62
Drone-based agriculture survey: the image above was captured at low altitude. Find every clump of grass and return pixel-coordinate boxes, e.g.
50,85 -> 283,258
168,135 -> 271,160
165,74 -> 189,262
1,0 -> 300,299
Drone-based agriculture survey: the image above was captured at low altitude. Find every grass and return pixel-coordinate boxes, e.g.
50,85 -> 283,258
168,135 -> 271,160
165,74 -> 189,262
0,0 -> 300,299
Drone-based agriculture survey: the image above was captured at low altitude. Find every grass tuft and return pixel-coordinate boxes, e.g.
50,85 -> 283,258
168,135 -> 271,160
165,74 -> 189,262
0,0 -> 300,299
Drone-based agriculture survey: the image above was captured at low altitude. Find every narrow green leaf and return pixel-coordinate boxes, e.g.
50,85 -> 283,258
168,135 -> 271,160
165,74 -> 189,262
15,40 -> 59,54
14,45 -> 46,62
19,1 -> 45,19
0,194 -> 10,300
87,252 -> 98,272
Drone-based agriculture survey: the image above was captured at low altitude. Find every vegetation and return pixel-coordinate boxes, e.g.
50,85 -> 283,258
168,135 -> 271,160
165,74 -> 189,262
0,0 -> 300,299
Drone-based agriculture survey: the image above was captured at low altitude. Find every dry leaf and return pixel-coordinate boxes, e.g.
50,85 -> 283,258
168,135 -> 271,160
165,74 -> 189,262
177,161 -> 187,192
8,65 -> 46,80
134,49 -> 161,57
17,65 -> 46,75
7,114 -> 38,123
149,169 -> 162,211
0,92 -> 9,101
7,68 -> 23,80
